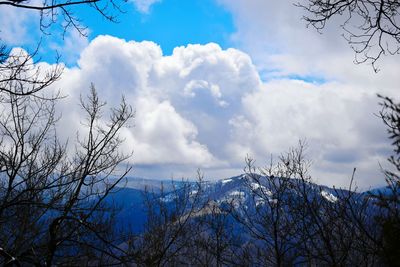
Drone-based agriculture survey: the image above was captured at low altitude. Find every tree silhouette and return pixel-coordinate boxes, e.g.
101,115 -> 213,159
298,0 -> 400,71
0,0 -> 125,35
0,84 -> 134,265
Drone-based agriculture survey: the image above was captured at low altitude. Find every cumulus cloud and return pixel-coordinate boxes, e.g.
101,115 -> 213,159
6,33 -> 396,188
227,80 -> 391,188
1,0 -> 398,188
218,0 -> 400,90
52,36 -> 235,169
126,97 -> 217,166
209,0 -> 399,188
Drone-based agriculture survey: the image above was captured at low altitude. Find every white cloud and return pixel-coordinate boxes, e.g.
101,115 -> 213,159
227,79 -> 391,188
0,5 -> 36,45
51,36 -> 226,168
126,97 -> 217,166
6,33 -> 396,188
210,0 -> 399,188
0,2 -> 88,67
218,0 -> 400,89
49,30 -> 89,65
130,0 -> 161,13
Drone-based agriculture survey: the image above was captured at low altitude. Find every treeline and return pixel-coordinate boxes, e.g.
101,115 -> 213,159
118,137 -> 400,267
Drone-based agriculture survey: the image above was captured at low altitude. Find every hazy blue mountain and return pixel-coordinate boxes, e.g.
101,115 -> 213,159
106,174 -> 370,233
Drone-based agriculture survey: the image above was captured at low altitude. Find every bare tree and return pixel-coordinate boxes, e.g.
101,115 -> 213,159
232,142 -> 383,266
0,0 -> 126,97
296,1 -> 400,264
0,0 -> 125,36
374,94 -> 400,266
0,46 -> 63,97
231,145 -> 310,266
126,176 -> 209,266
379,95 -> 400,188
0,0 -> 136,264
297,0 -> 400,71
187,189 -> 242,267
0,83 -> 134,266
123,171 -> 246,267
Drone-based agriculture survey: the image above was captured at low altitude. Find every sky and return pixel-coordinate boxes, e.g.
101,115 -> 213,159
1,0 -> 399,189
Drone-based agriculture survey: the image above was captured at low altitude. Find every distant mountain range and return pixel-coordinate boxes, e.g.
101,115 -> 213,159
106,174 -> 391,233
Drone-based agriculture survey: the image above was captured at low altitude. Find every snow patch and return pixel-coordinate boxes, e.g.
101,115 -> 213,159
229,190 -> 245,198
160,194 -> 177,202
250,182 -> 261,190
255,197 -> 266,207
321,190 -> 338,203
221,178 -> 233,185
250,182 -> 272,197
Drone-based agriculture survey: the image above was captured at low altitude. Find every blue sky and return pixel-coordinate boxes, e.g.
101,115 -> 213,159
84,0 -> 235,54
32,0 -> 236,64
1,0 -> 399,188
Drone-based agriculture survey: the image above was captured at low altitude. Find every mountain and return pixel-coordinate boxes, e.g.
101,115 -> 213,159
102,175 -> 397,265
106,174 -> 363,233
111,176 -> 188,193
105,187 -> 147,233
